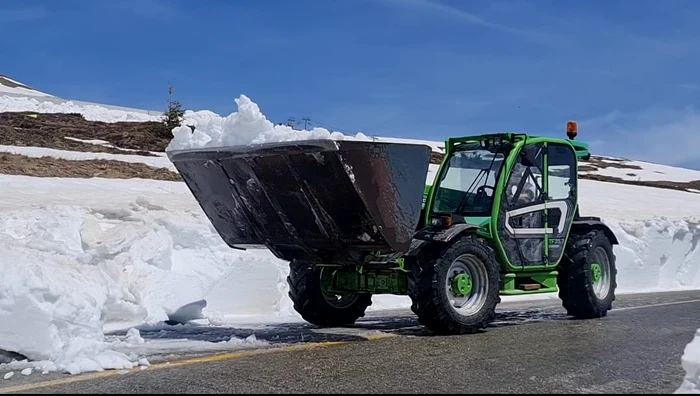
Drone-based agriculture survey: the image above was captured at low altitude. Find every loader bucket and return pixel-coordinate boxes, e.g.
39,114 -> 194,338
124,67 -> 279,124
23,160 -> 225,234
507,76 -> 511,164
167,139 -> 432,263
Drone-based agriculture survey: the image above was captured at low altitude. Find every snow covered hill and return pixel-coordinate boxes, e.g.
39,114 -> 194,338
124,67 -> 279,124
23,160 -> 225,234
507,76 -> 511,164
0,75 -> 53,98
0,76 -> 698,391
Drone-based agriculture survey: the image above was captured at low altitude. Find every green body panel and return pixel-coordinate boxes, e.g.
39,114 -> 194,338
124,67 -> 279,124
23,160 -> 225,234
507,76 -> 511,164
500,271 -> 559,295
322,267 -> 409,295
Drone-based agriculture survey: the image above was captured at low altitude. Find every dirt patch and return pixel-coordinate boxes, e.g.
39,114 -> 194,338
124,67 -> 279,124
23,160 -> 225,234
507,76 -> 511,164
581,173 -> 700,194
0,153 -> 181,181
583,156 -> 642,170
2,112 -> 698,193
0,112 -> 169,155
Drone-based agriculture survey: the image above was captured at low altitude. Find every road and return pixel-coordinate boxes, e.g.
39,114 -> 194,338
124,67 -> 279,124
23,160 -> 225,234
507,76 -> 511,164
2,290 -> 699,394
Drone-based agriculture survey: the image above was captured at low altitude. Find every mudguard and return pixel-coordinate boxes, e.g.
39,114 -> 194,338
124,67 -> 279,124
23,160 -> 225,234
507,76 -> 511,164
571,216 -> 619,245
413,223 -> 481,244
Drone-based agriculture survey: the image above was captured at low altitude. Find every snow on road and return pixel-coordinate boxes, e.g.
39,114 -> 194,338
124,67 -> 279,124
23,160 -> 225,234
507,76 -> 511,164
1,92 -> 699,381
677,328 -> 700,393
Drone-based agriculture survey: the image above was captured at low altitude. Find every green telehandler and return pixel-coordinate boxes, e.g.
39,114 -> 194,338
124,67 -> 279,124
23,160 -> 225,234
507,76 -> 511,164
167,121 -> 618,335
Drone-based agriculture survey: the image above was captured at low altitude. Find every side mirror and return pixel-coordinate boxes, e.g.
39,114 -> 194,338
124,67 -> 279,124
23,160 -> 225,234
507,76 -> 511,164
520,145 -> 541,168
520,151 -> 534,167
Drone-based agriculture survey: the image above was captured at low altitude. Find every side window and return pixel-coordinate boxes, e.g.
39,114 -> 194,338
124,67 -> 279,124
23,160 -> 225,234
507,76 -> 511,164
547,145 -> 577,201
504,145 -> 544,208
548,164 -> 571,200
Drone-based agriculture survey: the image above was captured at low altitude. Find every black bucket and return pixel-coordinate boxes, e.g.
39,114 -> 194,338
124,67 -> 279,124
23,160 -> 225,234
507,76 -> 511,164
167,139 -> 432,263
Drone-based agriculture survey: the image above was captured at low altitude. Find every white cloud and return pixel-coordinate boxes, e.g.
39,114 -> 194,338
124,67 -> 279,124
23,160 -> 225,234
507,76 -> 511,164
579,106 -> 700,168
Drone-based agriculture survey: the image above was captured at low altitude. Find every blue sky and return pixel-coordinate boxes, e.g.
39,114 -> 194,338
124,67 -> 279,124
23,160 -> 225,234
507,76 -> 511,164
2,0 -> 700,168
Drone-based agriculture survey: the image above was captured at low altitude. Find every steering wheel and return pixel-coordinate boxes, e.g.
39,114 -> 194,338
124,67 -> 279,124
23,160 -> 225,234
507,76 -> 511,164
476,185 -> 494,198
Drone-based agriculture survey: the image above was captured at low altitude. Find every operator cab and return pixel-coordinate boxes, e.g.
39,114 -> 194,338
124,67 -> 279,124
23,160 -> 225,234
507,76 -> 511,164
430,137 -> 512,227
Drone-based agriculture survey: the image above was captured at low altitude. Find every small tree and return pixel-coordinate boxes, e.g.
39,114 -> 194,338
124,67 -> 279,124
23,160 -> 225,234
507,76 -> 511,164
154,83 -> 190,139
164,83 -> 185,130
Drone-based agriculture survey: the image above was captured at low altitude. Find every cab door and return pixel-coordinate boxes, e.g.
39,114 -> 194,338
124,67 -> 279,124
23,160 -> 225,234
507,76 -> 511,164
496,143 -> 548,269
543,143 -> 578,266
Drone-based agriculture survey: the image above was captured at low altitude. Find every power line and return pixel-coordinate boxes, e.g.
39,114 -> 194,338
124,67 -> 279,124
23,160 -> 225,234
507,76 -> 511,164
301,117 -> 312,130
284,116 -> 313,130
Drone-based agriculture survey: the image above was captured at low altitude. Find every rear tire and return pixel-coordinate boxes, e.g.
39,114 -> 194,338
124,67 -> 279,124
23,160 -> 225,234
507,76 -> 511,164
408,235 -> 500,335
287,260 -> 372,327
557,229 -> 617,318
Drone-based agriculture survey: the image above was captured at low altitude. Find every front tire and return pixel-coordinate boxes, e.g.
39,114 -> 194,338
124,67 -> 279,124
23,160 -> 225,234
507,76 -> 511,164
287,260 -> 372,327
408,235 -> 501,335
557,229 -> 617,318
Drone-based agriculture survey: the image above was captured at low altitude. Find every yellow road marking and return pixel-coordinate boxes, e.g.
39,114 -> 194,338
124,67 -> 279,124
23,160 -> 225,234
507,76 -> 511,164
0,334 -> 397,394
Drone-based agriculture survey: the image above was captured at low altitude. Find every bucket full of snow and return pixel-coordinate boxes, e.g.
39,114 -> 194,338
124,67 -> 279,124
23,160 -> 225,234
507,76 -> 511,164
167,139 -> 432,262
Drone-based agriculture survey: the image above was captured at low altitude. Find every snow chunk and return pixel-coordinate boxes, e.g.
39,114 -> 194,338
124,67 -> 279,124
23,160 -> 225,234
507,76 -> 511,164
125,329 -> 145,345
3,372 -> 14,380
676,329 -> 700,393
166,299 -> 207,324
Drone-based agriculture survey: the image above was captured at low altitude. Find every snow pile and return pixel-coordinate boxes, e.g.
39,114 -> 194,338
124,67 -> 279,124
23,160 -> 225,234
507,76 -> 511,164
167,95 -> 374,151
0,177 -> 287,374
676,329 -> 700,393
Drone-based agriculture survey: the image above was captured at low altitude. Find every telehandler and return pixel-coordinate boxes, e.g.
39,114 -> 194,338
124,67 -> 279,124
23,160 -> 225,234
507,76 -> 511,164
168,121 -> 617,334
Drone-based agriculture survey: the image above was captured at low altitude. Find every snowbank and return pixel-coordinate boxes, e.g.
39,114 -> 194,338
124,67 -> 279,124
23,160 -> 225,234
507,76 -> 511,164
0,191 -> 286,374
0,171 -> 699,374
676,329 -> 700,393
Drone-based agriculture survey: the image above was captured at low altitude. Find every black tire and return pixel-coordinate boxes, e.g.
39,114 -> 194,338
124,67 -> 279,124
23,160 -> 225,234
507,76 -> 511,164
557,229 -> 617,319
286,260 -> 372,327
408,235 -> 501,335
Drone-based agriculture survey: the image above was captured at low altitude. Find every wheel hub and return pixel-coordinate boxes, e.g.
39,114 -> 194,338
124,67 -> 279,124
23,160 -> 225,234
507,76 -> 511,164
452,273 -> 473,297
591,263 -> 602,282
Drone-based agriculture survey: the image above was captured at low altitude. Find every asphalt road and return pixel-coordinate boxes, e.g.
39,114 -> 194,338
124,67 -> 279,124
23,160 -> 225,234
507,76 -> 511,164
2,290 -> 699,394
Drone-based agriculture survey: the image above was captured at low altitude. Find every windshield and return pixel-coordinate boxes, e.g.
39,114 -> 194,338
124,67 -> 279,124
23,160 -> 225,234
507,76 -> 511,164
432,142 -> 507,217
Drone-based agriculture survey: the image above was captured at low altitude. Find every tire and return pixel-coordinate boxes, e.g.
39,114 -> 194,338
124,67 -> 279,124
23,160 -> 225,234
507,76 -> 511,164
286,260 -> 372,327
408,235 -> 501,335
557,229 -> 617,319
